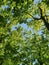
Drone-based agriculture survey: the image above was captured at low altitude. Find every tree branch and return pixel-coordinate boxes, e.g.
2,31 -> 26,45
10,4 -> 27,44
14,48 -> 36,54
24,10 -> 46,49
25,11 -> 41,20
39,7 -> 49,30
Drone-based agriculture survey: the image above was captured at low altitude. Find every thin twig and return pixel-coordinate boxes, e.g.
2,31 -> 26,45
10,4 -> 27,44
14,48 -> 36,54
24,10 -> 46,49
25,11 -> 41,20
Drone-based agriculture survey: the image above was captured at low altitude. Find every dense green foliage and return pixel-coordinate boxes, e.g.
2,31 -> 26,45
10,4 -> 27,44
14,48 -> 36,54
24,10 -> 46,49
0,0 -> 49,65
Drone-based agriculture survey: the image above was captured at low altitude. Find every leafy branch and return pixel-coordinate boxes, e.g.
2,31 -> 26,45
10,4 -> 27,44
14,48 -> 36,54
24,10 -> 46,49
25,7 -> 49,30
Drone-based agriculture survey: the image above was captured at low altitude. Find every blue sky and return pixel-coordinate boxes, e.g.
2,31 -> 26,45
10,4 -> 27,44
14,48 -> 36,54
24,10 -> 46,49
34,0 -> 42,5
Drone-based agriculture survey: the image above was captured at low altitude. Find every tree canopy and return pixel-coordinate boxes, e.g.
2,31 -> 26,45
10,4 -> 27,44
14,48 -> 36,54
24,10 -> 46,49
0,0 -> 49,65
